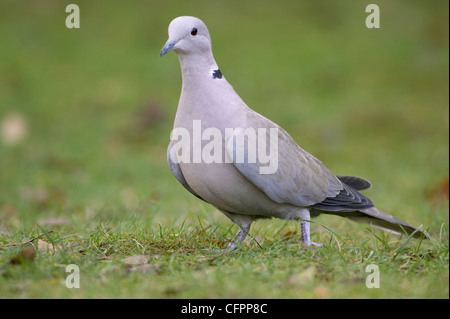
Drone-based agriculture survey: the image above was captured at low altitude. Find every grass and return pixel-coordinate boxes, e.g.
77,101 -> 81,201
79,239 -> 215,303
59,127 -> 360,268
0,217 -> 448,298
0,0 -> 448,298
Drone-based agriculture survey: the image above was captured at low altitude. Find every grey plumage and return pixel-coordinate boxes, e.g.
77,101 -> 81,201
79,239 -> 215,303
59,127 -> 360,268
161,16 -> 428,250
167,140 -> 205,202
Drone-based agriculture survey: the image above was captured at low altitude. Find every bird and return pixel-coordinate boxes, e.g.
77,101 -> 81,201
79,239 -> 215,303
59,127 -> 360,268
160,16 -> 427,251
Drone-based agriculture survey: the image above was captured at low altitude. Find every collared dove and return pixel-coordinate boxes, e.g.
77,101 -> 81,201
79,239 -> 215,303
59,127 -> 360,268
160,16 -> 427,251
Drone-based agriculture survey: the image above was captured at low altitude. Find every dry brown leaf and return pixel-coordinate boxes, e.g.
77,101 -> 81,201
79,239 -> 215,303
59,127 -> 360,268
204,239 -> 225,248
313,285 -> 329,298
0,112 -> 28,145
37,239 -> 62,251
126,263 -> 162,274
428,177 -> 449,205
9,247 -> 36,264
121,255 -> 149,265
283,231 -> 297,240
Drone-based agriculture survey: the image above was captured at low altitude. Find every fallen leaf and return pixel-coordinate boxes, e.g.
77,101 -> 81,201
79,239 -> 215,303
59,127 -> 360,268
427,177 -> 449,205
283,231 -> 297,240
2,231 -> 54,249
0,112 -> 28,146
37,239 -> 62,251
205,239 -> 225,248
313,285 -> 329,298
121,255 -> 149,265
9,247 -> 36,264
126,263 -> 162,274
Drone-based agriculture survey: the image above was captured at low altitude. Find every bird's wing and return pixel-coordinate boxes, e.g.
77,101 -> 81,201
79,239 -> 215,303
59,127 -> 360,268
311,182 -> 374,211
226,111 -> 343,207
336,175 -> 372,190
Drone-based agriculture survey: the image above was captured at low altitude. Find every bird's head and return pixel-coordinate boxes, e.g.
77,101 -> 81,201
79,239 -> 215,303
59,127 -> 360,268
160,16 -> 212,57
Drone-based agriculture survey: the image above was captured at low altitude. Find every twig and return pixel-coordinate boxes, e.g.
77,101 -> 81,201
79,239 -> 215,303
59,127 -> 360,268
0,230 -> 54,250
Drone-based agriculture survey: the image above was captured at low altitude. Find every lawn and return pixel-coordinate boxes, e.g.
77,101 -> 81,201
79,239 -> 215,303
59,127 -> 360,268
0,0 -> 448,299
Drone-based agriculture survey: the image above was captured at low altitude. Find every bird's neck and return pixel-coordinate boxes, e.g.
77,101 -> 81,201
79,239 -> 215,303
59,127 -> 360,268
175,51 -> 243,128
178,52 -> 219,87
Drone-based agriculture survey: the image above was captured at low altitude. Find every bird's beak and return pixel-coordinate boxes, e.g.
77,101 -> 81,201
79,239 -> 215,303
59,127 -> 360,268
160,39 -> 178,57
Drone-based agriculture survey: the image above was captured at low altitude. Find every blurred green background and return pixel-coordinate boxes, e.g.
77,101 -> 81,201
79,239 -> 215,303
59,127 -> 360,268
0,0 -> 448,298
1,0 -> 447,225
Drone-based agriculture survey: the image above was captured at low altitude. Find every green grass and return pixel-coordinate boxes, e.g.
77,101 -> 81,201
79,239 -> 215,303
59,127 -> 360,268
0,217 -> 448,298
0,0 -> 448,298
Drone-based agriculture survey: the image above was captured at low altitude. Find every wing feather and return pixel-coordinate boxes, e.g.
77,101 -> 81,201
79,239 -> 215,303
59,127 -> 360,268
227,112 -> 343,207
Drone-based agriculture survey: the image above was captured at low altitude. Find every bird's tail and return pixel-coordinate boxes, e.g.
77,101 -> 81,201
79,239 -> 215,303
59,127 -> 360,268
345,207 -> 429,239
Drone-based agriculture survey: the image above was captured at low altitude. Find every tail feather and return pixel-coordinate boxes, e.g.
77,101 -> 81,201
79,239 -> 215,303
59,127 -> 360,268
312,176 -> 428,239
348,207 -> 429,239
316,207 -> 429,239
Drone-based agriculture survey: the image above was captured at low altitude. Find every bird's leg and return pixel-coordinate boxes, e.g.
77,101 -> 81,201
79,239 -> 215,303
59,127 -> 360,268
209,223 -> 251,253
223,223 -> 251,252
300,211 -> 325,247
206,213 -> 254,252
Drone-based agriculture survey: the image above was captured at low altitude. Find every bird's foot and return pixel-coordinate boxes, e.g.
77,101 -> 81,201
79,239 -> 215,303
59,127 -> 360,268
296,240 -> 325,253
297,239 -> 325,250
204,242 -> 238,253
205,223 -> 251,253
310,241 -> 325,247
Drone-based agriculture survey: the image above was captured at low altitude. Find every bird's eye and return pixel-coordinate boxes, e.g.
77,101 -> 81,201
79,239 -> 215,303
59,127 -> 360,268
191,28 -> 198,36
